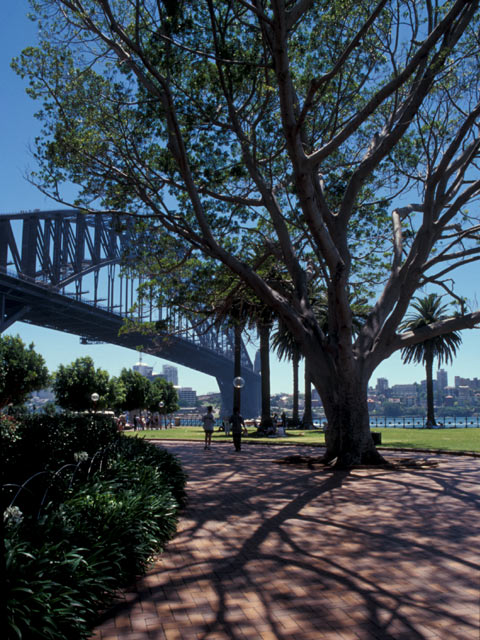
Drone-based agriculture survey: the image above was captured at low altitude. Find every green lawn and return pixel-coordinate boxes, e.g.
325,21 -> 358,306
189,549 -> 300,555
125,426 -> 480,452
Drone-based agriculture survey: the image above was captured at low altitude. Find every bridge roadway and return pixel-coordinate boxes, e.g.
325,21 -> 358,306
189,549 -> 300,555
0,270 -> 261,417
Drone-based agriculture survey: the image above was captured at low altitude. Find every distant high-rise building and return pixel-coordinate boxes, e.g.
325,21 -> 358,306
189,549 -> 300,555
437,369 -> 448,390
162,365 -> 178,385
177,387 -> 197,406
376,378 -> 389,393
254,350 -> 261,375
133,356 -> 153,379
454,376 -> 480,389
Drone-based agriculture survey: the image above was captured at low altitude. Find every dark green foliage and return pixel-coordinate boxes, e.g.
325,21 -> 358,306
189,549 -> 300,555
113,436 -> 188,508
3,417 -> 187,640
0,414 -> 20,477
53,356 -> 116,411
60,461 -> 179,579
146,376 -> 179,414
401,294 -> 463,367
116,368 -> 151,411
0,335 -> 49,410
2,412 -> 119,486
5,528 -> 121,640
401,294 -> 463,426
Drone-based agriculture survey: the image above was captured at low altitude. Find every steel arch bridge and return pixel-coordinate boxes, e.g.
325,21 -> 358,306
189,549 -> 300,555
0,209 -> 260,417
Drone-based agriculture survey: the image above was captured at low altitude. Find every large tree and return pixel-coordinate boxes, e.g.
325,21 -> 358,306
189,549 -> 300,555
15,0 -> 480,465
401,294 -> 462,427
53,356 -> 116,411
0,335 -> 49,409
116,368 -> 151,412
146,376 -> 179,414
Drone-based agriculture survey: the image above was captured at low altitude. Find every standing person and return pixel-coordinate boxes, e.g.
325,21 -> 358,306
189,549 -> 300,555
201,405 -> 216,450
223,416 -> 231,436
229,407 -> 246,452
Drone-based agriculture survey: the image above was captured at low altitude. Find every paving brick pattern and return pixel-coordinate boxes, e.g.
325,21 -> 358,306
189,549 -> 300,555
92,442 -> 480,639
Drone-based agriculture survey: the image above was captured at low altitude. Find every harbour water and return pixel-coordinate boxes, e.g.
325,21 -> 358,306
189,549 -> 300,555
368,416 -> 480,428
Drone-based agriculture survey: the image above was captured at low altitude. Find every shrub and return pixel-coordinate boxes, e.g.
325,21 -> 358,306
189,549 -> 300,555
114,436 -> 188,507
0,414 -> 20,475
62,462 -> 179,579
4,434 -> 187,640
5,516 -> 122,640
2,412 -> 119,487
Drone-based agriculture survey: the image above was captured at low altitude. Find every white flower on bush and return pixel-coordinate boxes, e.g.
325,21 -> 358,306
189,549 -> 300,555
3,505 -> 24,525
74,451 -> 89,463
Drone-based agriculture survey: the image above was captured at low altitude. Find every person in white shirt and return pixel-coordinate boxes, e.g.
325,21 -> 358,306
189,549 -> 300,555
201,405 -> 216,450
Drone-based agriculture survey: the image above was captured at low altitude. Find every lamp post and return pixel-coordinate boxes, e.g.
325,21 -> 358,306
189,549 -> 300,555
158,400 -> 165,429
233,376 -> 245,413
91,392 -> 99,414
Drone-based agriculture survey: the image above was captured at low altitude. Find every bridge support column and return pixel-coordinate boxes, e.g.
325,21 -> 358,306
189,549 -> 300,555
216,370 -> 261,420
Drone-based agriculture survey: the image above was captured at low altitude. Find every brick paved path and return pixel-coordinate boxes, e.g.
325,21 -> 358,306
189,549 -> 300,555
92,442 -> 480,640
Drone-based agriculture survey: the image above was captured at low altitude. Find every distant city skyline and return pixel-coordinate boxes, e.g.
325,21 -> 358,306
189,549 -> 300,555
2,2 -> 479,396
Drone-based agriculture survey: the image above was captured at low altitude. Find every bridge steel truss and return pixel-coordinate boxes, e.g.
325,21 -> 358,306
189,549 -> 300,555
0,209 -> 260,416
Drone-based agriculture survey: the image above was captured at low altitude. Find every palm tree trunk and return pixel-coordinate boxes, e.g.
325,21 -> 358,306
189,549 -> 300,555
425,349 -> 436,427
233,322 -> 242,411
258,322 -> 271,426
292,351 -> 299,424
302,358 -> 313,428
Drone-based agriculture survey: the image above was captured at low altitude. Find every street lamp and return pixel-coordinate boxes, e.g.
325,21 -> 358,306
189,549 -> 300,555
233,376 -> 245,413
158,400 -> 165,429
91,392 -> 99,413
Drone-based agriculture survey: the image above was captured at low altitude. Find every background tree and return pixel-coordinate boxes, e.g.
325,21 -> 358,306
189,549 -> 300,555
401,294 -> 462,427
117,368 -> 151,414
0,335 -> 49,409
272,322 -> 301,425
146,377 -> 179,415
15,0 -> 480,465
53,356 -> 113,411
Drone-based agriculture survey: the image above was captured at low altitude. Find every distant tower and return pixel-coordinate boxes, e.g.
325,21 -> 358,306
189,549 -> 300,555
162,365 -> 178,385
376,378 -> 389,393
437,369 -> 448,391
133,354 -> 153,379
254,349 -> 261,375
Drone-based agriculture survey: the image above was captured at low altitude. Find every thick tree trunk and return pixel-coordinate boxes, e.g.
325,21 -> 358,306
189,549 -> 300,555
425,351 -> 436,427
311,360 -> 385,467
292,351 -> 299,425
258,322 -> 271,426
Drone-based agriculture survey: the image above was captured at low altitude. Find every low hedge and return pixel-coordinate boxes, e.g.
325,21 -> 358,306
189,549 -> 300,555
2,412 -> 120,484
3,418 -> 188,640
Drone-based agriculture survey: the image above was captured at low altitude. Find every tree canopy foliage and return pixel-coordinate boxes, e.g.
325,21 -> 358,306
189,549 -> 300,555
401,294 -> 463,426
53,356 -> 120,411
15,0 -> 480,464
0,335 -> 50,409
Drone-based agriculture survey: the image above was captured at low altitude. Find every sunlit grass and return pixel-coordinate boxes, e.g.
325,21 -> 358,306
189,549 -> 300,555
125,426 -> 480,452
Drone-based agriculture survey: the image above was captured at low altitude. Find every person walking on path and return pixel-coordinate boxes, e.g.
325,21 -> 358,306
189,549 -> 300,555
229,407 -> 246,452
222,416 -> 231,436
201,405 -> 216,450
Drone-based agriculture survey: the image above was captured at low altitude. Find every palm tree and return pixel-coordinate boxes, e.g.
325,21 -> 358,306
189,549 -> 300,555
401,294 -> 462,427
271,320 -> 302,425
302,357 -> 314,429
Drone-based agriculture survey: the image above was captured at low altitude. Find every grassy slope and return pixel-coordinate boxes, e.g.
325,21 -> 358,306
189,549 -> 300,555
125,426 -> 480,452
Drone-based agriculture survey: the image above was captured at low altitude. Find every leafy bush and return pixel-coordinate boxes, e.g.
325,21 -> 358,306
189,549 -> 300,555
62,461 -> 179,578
114,436 -> 188,507
2,412 -> 119,486
0,414 -> 20,475
5,516 -> 121,640
4,431 -> 187,640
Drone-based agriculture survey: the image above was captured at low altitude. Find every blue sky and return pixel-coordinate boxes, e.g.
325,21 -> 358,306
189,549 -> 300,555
1,1 -> 479,395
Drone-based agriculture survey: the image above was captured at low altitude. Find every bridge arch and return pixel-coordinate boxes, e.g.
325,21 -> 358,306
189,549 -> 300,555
0,209 -> 260,417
